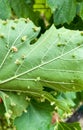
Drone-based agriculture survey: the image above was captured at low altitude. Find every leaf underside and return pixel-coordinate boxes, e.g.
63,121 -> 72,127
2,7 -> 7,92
0,18 -> 83,130
0,18 -> 83,93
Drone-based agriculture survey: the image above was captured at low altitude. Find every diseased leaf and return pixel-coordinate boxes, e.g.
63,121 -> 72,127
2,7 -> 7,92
0,19 -> 83,92
0,91 -> 29,124
0,18 -> 70,128
0,18 -> 83,113
46,0 -> 76,25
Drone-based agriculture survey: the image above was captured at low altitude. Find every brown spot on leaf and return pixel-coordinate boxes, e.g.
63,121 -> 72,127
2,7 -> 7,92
0,98 -> 2,103
51,112 -> 60,124
11,46 -> 18,52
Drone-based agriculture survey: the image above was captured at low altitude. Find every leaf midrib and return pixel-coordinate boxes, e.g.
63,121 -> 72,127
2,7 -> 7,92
0,43 -> 82,85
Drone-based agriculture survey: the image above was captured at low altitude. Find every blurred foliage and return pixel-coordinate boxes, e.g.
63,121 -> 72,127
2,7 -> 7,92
1,0 -> 83,31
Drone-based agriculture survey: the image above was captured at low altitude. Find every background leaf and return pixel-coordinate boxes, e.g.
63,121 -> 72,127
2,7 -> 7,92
0,0 -> 11,19
76,1 -> 83,20
46,0 -> 76,25
9,0 -> 40,25
15,100 -> 55,130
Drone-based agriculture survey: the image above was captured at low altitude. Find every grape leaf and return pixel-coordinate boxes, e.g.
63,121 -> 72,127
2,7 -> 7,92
76,1 -> 83,20
0,0 -> 11,19
0,19 -> 83,92
0,18 -> 83,130
46,0 -> 76,25
0,18 -> 83,112
9,0 -> 40,25
15,100 -> 55,130
15,101 -> 81,130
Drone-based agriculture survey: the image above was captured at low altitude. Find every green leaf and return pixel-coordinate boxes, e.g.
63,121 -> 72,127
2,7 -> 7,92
46,0 -> 76,25
9,0 -> 40,25
54,92 -> 76,119
0,18 -> 83,112
0,18 -> 71,112
55,122 -> 81,130
9,0 -> 33,17
76,2 -> 83,20
57,92 -> 76,107
0,0 -> 11,19
15,100 -> 55,130
0,19 -> 83,92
